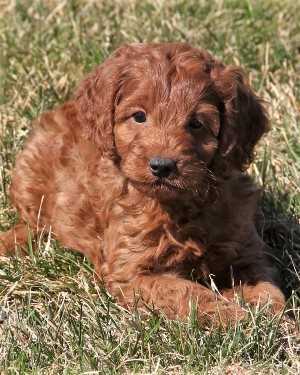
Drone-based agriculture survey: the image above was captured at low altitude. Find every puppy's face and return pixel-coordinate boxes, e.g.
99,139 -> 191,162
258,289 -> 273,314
76,43 -> 268,201
113,52 -> 221,199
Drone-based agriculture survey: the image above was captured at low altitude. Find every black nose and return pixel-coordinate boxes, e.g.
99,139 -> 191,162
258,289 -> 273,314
149,157 -> 177,178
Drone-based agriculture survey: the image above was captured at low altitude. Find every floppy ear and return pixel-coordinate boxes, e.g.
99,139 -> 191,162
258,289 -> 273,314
74,47 -> 129,158
212,65 -> 269,171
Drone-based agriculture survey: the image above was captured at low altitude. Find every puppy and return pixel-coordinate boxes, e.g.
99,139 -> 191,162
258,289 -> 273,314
0,43 -> 285,327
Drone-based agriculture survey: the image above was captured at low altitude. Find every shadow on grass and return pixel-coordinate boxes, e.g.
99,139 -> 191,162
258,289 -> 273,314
259,192 -> 300,298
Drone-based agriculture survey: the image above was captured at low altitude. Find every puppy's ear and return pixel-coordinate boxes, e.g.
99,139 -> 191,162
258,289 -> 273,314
212,65 -> 269,171
74,48 -> 129,157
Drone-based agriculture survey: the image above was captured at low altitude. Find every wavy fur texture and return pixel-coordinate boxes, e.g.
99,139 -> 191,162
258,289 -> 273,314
0,43 -> 285,327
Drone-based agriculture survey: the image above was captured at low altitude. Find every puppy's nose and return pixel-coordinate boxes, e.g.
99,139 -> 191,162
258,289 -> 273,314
149,157 -> 177,178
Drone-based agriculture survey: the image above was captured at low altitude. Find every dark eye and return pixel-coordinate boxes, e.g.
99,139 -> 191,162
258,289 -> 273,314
188,118 -> 204,131
132,111 -> 146,123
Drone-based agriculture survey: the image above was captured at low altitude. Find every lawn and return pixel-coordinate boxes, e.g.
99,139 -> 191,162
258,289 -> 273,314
0,0 -> 299,373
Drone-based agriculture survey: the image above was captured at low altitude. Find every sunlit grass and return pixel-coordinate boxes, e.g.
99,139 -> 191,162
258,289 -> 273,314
0,0 -> 299,373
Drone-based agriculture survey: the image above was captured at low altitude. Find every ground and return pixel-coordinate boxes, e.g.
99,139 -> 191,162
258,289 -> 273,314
0,1 -> 299,374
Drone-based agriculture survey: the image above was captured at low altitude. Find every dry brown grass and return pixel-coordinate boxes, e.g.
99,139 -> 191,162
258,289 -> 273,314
0,1 -> 299,373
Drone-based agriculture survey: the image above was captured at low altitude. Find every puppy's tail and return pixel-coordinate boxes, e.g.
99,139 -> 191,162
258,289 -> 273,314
0,223 -> 33,256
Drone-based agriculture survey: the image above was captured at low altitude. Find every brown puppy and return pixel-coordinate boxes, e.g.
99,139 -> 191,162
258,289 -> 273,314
0,43 -> 285,327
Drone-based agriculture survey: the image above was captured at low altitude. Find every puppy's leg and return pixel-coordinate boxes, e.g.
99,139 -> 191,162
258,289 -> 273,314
0,223 -> 33,255
110,274 -> 246,327
223,282 -> 285,314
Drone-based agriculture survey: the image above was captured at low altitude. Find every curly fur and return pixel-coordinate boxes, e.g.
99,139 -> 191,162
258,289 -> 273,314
0,43 -> 285,327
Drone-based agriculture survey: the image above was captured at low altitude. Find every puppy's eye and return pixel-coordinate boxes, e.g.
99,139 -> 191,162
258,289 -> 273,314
188,118 -> 204,131
132,111 -> 147,123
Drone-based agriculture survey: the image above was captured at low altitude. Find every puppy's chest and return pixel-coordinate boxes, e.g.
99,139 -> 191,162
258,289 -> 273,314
108,192 -> 246,282
142,201 -> 240,279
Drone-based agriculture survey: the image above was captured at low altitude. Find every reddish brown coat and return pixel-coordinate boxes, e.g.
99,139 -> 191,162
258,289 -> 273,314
0,43 -> 285,327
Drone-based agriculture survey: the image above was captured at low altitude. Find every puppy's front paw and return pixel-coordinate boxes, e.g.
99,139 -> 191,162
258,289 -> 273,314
222,282 -> 286,316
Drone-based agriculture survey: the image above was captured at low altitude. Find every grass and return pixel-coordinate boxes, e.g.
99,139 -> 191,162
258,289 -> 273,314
0,0 -> 299,373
